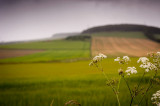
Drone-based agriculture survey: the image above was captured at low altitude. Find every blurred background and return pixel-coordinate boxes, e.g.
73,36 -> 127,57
0,0 -> 160,106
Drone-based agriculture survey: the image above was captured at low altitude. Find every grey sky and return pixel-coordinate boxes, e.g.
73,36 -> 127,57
0,0 -> 160,42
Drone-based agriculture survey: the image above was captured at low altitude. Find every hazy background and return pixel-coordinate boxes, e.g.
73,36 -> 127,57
0,0 -> 160,42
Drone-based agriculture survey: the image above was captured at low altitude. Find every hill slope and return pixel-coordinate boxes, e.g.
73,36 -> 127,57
82,24 -> 160,42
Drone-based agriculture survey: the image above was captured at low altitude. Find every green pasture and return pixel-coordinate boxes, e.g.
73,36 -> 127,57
0,40 -> 89,50
0,40 -> 90,63
91,31 -> 147,38
0,58 -> 159,106
0,50 -> 90,63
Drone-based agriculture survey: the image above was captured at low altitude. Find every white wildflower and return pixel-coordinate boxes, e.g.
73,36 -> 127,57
89,53 -> 107,66
140,62 -> 158,72
99,53 -> 107,59
137,57 -> 149,64
114,56 -> 130,64
151,90 -> 160,105
93,56 -> 102,62
114,57 -> 120,62
123,56 -> 130,62
125,67 -> 137,75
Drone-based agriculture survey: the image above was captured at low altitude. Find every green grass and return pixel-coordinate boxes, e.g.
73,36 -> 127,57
0,40 -> 90,63
0,58 -> 159,106
0,40 -> 89,50
91,31 -> 147,38
0,50 -> 90,63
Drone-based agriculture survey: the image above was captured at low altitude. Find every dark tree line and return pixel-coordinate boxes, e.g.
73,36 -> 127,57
82,24 -> 160,42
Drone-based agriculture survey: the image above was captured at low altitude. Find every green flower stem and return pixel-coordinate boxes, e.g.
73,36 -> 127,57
95,64 -> 121,106
136,72 -> 146,91
138,71 -> 158,106
122,76 -> 133,106
123,76 -> 132,98
117,76 -> 121,91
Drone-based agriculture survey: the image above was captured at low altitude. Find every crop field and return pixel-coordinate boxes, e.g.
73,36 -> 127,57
0,49 -> 44,59
91,36 -> 160,57
0,40 -> 90,63
91,32 -> 147,38
0,58 -> 159,106
0,40 -> 89,50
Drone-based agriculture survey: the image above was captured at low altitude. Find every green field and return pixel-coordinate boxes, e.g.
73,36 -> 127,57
0,58 -> 159,106
0,40 -> 90,63
0,40 -> 89,50
91,31 -> 147,38
0,50 -> 90,63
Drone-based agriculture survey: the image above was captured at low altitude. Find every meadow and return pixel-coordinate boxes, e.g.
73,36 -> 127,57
0,40 -> 90,63
0,32 -> 159,106
0,58 -> 159,106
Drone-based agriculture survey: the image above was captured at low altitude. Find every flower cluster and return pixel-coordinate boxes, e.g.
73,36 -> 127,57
89,53 -> 107,66
140,62 -> 158,72
152,52 -> 160,68
125,67 -> 137,76
151,90 -> 160,105
114,56 -> 130,64
123,56 -> 130,62
137,57 -> 149,64
138,57 -> 158,72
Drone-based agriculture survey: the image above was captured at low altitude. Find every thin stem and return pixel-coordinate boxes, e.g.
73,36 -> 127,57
95,64 -> 109,81
95,63 -> 121,106
138,71 -> 158,106
137,72 -> 145,90
50,99 -> 54,106
117,76 -> 121,91
116,93 -> 121,106
123,76 -> 134,106
138,83 -> 152,106
130,98 -> 134,106
123,76 -> 132,98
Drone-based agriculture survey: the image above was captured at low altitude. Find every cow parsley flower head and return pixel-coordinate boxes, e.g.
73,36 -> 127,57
137,57 -> 149,64
99,53 -> 107,59
123,56 -> 130,62
125,67 -> 137,76
114,57 -> 120,62
93,56 -> 102,62
89,53 -> 107,66
114,56 -> 130,64
151,90 -> 160,105
140,62 -> 158,72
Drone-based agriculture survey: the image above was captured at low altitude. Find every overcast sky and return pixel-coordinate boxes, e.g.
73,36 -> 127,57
0,0 -> 160,42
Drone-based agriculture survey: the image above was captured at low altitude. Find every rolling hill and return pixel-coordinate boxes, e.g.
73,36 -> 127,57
82,24 -> 160,42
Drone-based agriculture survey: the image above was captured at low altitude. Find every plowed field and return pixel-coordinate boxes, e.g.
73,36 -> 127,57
0,49 -> 44,59
91,37 -> 160,57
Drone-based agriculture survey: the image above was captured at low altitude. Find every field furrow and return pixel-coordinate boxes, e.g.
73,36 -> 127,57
91,37 -> 160,57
